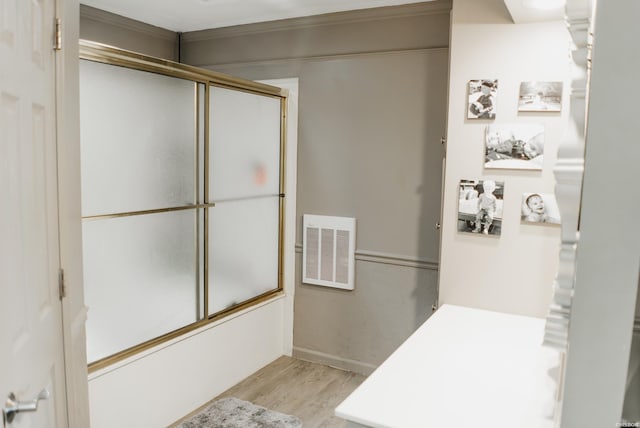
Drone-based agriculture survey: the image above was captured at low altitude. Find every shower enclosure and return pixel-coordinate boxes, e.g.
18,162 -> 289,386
79,41 -> 287,370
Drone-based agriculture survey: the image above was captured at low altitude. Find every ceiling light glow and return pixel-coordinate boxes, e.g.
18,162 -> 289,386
522,0 -> 565,10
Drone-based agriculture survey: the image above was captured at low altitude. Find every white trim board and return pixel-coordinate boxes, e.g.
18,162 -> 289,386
259,77 -> 299,357
292,346 -> 377,376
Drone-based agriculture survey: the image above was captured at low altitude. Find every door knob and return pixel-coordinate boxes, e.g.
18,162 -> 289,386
3,389 -> 49,424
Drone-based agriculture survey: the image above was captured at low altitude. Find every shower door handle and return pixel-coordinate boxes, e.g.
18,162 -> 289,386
3,389 -> 49,425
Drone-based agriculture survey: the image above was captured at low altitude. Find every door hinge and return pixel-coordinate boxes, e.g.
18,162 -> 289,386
58,268 -> 66,299
54,18 -> 62,51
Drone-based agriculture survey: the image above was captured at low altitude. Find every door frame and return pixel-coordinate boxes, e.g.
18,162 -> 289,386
55,0 -> 91,425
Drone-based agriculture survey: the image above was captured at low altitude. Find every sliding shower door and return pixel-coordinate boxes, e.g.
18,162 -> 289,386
208,87 -> 282,315
79,42 -> 286,368
80,60 -> 200,364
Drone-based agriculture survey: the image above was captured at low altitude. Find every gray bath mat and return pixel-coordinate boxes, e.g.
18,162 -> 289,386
176,397 -> 303,428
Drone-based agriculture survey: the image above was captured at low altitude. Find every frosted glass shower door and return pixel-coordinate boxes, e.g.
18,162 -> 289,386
82,211 -> 198,362
80,60 -> 196,216
80,59 -> 200,363
208,86 -> 282,315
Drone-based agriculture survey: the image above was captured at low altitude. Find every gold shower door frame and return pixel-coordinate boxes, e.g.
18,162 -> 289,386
80,40 -> 288,372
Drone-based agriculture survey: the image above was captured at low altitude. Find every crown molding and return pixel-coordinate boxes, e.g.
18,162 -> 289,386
192,46 -> 448,72
80,4 -> 177,42
182,0 -> 452,43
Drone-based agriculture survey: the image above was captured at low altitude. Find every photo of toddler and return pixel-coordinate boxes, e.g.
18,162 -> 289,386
458,179 -> 504,236
468,79 -> 498,120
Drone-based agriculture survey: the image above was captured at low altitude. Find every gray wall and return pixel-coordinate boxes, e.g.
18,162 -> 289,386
182,1 -> 451,373
77,1 -> 451,374
80,5 -> 178,61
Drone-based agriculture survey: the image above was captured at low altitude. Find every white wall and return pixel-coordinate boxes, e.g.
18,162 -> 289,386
439,0 -> 570,318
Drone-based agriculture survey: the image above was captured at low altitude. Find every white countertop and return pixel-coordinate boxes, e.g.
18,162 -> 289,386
335,304 -> 560,428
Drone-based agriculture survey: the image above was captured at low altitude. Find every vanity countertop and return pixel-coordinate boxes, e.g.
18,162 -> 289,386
335,304 -> 559,428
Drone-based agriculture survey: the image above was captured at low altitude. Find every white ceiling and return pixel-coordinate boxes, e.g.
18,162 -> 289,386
80,0 -> 438,33
502,0 -> 564,23
80,0 -> 565,33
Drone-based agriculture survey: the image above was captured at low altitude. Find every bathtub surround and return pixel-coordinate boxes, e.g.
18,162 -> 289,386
79,18 -> 300,426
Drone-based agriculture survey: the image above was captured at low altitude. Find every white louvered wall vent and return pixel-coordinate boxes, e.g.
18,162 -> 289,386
302,214 -> 356,290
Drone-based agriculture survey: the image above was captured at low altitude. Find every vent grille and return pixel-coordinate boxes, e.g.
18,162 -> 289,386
302,215 -> 356,290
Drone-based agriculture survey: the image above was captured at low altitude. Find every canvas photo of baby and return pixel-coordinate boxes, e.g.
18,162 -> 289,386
521,193 -> 561,225
484,123 -> 544,170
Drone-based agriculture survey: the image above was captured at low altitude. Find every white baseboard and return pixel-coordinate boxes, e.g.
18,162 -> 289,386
292,346 -> 377,376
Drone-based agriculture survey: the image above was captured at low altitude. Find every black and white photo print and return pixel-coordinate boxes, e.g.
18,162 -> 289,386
485,123 -> 544,170
467,79 -> 498,119
458,179 -> 504,236
521,193 -> 561,224
518,81 -> 563,112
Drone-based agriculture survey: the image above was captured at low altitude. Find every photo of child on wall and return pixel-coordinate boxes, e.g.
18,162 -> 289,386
468,79 -> 498,119
484,123 -> 544,170
458,179 -> 505,236
521,193 -> 561,225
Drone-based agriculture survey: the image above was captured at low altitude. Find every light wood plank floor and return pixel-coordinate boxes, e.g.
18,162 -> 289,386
172,356 -> 367,428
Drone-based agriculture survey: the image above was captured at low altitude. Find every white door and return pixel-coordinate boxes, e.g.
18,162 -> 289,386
0,0 -> 68,426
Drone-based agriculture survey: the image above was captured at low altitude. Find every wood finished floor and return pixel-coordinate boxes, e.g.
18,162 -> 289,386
171,356 -> 366,428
